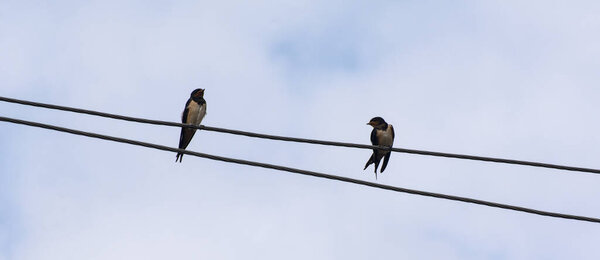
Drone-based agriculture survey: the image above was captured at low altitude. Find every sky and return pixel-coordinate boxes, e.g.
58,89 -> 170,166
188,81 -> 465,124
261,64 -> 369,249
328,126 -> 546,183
2,0 -> 600,259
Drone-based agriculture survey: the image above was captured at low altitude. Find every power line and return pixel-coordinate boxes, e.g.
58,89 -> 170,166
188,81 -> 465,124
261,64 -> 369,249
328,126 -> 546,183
2,95 -> 600,175
1,115 -> 599,224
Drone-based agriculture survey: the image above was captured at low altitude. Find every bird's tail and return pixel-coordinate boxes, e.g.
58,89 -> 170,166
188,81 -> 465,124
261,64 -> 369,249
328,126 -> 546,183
364,153 -> 380,179
380,151 -> 391,173
175,152 -> 183,163
364,154 -> 374,170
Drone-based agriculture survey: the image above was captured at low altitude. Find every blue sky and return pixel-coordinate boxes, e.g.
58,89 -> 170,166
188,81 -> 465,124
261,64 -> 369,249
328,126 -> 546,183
2,0 -> 600,259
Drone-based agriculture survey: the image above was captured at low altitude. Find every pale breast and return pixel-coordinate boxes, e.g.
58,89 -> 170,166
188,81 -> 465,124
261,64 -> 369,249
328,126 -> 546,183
186,102 -> 207,125
377,125 -> 394,146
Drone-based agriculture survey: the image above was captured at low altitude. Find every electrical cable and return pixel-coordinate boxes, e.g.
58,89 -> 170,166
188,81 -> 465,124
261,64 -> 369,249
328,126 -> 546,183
1,95 -> 599,175
1,115 -> 598,224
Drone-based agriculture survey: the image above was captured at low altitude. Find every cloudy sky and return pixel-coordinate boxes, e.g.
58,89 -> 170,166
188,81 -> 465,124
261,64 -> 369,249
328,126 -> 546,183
2,0 -> 600,259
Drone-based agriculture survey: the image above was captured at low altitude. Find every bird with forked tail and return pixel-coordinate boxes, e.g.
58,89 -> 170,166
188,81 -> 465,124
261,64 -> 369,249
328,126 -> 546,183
176,88 -> 206,162
364,116 -> 395,179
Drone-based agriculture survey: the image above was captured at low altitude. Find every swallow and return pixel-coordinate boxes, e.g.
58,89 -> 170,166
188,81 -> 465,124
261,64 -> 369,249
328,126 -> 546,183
176,88 -> 207,162
364,117 -> 395,179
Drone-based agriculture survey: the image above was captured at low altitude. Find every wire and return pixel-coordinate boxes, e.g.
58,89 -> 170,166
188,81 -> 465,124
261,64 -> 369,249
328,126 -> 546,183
1,115 -> 599,224
2,95 -> 600,175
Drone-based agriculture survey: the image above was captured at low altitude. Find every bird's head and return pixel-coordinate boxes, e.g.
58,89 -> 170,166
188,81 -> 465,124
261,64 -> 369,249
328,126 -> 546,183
191,88 -> 205,99
367,117 -> 387,129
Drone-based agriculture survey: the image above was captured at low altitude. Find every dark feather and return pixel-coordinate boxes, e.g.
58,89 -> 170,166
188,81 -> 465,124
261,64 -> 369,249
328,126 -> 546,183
181,100 -> 191,123
175,100 -> 194,162
370,128 -> 378,146
364,153 -> 374,170
176,127 -> 197,162
380,151 -> 391,173
364,128 -> 381,177
380,125 -> 394,173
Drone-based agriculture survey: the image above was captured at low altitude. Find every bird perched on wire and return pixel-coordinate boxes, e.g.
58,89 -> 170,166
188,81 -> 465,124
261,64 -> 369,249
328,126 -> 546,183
176,88 -> 206,162
364,117 -> 395,179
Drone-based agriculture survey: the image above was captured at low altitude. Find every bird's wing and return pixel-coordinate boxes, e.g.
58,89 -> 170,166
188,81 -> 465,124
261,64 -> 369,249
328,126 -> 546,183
381,149 -> 391,172
181,99 -> 191,123
380,125 -> 394,173
178,99 -> 194,149
370,129 -> 378,145
370,128 -> 379,154
178,127 -> 196,149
